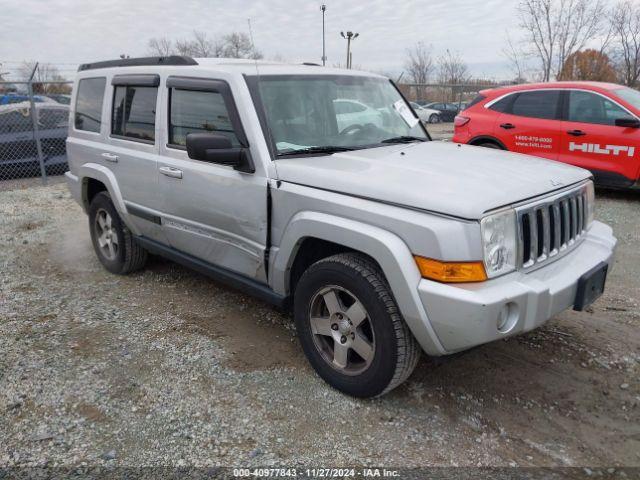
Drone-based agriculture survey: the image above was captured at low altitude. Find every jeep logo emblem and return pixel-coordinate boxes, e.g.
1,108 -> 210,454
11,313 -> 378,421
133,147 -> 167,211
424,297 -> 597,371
569,142 -> 636,157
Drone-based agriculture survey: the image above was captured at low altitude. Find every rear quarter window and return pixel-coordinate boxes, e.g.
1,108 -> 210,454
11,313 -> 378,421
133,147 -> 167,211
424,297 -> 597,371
465,95 -> 485,110
488,95 -> 513,113
75,78 -> 106,133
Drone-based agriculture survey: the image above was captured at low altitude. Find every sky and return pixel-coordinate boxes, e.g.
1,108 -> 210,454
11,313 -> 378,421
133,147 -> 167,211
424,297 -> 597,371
0,0 -> 524,81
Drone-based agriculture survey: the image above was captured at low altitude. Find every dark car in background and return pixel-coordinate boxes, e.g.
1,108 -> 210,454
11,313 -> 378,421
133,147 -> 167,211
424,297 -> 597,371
0,101 -> 69,178
46,94 -> 72,105
423,102 -> 463,122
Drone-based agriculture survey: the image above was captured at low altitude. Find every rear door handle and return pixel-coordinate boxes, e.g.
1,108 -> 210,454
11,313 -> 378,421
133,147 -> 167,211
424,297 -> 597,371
567,130 -> 587,137
101,152 -> 119,163
500,123 -> 516,130
159,166 -> 183,179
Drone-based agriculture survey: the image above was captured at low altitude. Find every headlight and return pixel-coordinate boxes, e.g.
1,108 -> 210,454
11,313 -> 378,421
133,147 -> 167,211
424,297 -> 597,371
585,180 -> 595,227
480,209 -> 517,278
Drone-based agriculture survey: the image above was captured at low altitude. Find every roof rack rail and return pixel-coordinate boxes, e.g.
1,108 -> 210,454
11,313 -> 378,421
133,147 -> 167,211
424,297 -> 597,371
78,56 -> 198,72
302,62 -> 321,66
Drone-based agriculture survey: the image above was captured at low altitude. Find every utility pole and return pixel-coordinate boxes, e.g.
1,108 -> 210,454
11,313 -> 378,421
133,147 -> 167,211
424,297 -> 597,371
321,4 -> 327,66
340,31 -> 359,69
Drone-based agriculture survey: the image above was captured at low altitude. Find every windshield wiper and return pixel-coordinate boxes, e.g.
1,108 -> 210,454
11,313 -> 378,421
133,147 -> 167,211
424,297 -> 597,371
380,136 -> 427,144
278,146 -> 357,156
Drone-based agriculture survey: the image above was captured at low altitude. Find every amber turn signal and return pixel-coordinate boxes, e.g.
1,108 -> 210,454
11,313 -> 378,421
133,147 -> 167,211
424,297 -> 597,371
414,256 -> 487,283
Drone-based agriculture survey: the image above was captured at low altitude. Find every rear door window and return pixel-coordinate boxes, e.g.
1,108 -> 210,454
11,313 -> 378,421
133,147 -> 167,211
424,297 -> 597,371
112,85 -> 158,142
75,77 -> 106,133
511,91 -> 560,120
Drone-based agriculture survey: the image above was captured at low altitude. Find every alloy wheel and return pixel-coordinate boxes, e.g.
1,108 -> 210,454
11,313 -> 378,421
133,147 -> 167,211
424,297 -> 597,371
309,285 -> 376,376
94,208 -> 119,261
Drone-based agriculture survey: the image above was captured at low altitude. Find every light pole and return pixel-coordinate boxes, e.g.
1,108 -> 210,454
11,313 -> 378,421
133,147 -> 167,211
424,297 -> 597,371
340,31 -> 359,69
321,4 -> 327,66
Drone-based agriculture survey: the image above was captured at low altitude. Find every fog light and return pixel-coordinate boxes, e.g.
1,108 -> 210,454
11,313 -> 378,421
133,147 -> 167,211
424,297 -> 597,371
497,302 -> 518,333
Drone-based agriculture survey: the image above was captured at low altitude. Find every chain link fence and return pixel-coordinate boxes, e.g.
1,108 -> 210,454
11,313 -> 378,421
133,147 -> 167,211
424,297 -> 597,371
398,83 -> 504,121
0,79 -> 72,183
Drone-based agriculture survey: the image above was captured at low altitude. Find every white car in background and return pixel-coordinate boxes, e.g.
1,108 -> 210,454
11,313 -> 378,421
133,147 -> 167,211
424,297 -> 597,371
410,102 -> 441,124
333,99 -> 384,131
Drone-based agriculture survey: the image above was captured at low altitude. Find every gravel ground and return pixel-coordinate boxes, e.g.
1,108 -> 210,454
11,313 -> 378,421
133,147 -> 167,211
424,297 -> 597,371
0,177 -> 638,470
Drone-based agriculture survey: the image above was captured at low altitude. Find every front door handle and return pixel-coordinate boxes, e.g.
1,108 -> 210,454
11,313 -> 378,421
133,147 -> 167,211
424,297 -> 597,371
567,130 -> 587,137
159,166 -> 183,179
101,152 -> 119,163
500,123 -> 516,130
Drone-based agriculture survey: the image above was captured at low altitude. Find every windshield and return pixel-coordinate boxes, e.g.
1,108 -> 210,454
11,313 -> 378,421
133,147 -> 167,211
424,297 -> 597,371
253,75 -> 428,155
614,87 -> 640,111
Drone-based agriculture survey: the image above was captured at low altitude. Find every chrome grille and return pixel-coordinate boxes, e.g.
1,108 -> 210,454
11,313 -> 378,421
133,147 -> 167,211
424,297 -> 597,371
517,185 -> 590,270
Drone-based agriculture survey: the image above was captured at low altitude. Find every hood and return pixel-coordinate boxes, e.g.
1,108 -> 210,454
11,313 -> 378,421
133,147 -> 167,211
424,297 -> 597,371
275,141 -> 591,220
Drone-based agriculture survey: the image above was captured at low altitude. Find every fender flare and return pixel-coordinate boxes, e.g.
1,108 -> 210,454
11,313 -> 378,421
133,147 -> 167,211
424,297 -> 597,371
77,163 -> 140,235
272,211 -> 446,355
468,135 -> 507,150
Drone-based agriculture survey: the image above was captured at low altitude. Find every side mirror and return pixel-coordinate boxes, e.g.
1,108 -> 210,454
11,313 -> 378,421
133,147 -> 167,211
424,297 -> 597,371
615,117 -> 640,128
186,133 -> 255,173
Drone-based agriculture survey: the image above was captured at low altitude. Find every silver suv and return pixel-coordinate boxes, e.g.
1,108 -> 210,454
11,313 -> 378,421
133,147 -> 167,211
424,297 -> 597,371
66,56 -> 617,397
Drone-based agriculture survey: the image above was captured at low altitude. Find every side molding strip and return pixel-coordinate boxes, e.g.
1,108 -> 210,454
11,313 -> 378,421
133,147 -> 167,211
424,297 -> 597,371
127,205 -> 162,225
135,236 -> 287,309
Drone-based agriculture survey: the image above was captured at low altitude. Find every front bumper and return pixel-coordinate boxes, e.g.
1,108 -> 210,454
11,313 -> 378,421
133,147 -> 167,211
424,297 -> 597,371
418,221 -> 616,353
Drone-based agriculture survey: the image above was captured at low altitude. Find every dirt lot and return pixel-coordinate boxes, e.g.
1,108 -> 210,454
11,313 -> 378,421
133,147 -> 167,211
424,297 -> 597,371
0,177 -> 638,470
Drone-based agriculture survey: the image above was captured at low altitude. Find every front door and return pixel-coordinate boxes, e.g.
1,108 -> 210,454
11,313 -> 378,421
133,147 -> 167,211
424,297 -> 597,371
559,89 -> 640,186
157,77 -> 269,282
494,89 -> 562,161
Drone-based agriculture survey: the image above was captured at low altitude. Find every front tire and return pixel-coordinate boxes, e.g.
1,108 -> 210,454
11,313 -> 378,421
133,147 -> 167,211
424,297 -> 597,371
294,253 -> 420,397
88,192 -> 147,275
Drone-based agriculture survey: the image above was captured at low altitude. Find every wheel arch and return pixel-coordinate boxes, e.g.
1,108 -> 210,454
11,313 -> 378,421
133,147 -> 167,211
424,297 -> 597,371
272,211 -> 446,356
77,163 -> 138,234
468,135 -> 507,149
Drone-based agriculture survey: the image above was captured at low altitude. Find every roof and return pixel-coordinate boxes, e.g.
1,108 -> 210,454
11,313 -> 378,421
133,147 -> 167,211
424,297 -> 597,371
482,81 -> 624,96
76,55 -> 385,79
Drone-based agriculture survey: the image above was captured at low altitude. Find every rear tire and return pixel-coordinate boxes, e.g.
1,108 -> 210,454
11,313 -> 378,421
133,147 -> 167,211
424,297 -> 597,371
294,253 -> 420,398
429,114 -> 441,124
88,192 -> 147,275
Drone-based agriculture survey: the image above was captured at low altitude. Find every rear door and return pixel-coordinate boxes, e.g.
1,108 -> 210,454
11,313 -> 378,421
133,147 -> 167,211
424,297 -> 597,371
104,74 -> 166,242
559,89 -> 640,186
494,90 -> 562,161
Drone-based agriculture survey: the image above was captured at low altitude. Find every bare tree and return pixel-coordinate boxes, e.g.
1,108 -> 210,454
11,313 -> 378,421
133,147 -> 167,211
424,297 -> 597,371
222,32 -> 262,59
147,37 -> 173,57
18,62 -> 68,93
191,31 -> 224,57
148,31 -> 262,59
518,0 -> 606,81
173,38 -> 195,57
436,50 -> 470,102
502,31 -> 528,81
437,49 -> 469,85
404,42 -> 433,99
610,0 -> 640,86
